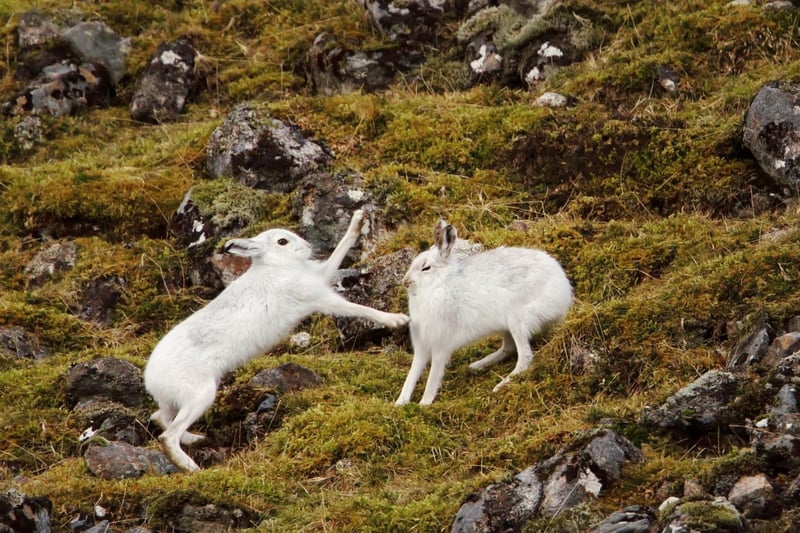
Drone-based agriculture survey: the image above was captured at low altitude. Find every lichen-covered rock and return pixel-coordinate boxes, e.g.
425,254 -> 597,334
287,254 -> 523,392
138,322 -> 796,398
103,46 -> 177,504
65,357 -> 146,409
84,441 -> 178,479
727,322 -> 771,369
24,240 -> 77,287
307,32 -> 417,96
2,60 -> 114,116
589,505 -> 656,533
659,497 -> 747,532
0,326 -> 50,361
290,170 -> 377,259
451,429 -> 643,531
639,370 -> 740,433
457,2 -> 601,88
130,37 -> 203,123
356,0 -> 446,44
61,20 -> 130,85
765,332 -> 800,367
0,489 -> 52,533
727,473 -> 778,519
206,103 -> 331,192
75,275 -> 126,326
13,115 -> 44,152
743,80 -> 800,193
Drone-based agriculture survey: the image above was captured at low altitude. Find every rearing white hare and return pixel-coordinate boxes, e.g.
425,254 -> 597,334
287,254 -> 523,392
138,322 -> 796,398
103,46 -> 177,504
145,210 -> 409,472
396,220 -> 572,405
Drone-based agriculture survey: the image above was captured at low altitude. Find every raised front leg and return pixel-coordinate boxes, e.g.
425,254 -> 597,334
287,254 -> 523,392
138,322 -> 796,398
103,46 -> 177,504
316,291 -> 409,329
320,209 -> 366,281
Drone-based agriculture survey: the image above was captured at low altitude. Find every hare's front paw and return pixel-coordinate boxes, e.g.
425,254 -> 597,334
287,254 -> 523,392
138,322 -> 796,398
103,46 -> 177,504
382,312 -> 410,329
349,209 -> 366,233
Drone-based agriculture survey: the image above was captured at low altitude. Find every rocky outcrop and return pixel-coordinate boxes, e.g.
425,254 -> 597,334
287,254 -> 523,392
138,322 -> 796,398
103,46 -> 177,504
130,37 -> 204,123
206,103 -> 332,192
743,81 -> 800,193
451,429 -> 643,531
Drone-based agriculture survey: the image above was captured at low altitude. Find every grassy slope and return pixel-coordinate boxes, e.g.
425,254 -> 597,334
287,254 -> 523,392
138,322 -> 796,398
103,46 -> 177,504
1,0 -> 800,531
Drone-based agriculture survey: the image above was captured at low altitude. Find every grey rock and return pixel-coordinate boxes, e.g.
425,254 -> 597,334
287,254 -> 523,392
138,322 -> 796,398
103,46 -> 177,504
0,489 -> 52,533
659,497 -> 746,533
65,357 -> 146,409
771,384 -> 798,415
130,38 -> 203,123
451,465 -> 543,533
743,81 -> 800,193
307,32 -> 416,96
356,0 -> 445,44
17,10 -> 61,51
206,103 -> 331,192
2,60 -> 114,117
14,115 -> 44,151
727,324 -> 770,369
727,473 -> 777,519
656,64 -> 679,93
639,370 -> 739,433
24,241 -> 77,287
82,520 -> 112,533
248,362 -> 324,393
61,20 -> 130,84
589,505 -> 656,533
290,170 -> 376,258
84,441 -> 178,479
452,429 -> 643,531
0,326 -> 50,360
75,275 -> 126,326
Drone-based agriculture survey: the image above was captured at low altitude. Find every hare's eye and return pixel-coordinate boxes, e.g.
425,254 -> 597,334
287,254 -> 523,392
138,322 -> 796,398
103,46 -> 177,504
421,265 -> 431,272
278,238 -> 289,246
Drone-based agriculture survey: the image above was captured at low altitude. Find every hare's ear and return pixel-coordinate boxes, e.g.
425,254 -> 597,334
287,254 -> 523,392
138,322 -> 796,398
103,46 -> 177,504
433,220 -> 457,260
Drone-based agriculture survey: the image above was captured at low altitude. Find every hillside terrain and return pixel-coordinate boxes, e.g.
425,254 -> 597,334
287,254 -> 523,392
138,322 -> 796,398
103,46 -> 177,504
1,0 -> 800,531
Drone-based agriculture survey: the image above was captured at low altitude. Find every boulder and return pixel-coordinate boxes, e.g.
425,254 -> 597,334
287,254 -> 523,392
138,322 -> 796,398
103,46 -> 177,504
65,357 -> 146,409
639,370 -> 740,434
85,441 -> 178,479
743,81 -> 800,193
727,473 -> 778,519
0,489 -> 52,533
451,429 -> 643,531
0,326 -> 50,361
588,505 -> 656,533
659,497 -> 747,532
24,241 -> 77,287
206,103 -> 331,192
130,37 -> 203,123
307,32 -> 416,96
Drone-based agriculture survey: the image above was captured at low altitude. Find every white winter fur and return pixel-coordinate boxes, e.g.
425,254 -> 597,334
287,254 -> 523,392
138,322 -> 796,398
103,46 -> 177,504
144,210 -> 409,472
396,220 -> 573,405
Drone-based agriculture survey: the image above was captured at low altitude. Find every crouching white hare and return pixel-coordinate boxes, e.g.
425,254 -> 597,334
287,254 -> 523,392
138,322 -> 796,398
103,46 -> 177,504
396,220 -> 572,405
145,210 -> 409,472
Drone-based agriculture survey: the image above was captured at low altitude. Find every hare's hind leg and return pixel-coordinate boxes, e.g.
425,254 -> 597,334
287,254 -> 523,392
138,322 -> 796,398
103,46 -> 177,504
151,407 -> 205,446
492,318 -> 535,393
159,380 -> 217,473
470,331 -> 516,371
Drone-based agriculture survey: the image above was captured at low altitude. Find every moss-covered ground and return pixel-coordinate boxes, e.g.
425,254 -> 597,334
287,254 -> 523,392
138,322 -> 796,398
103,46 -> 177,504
1,0 -> 800,530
